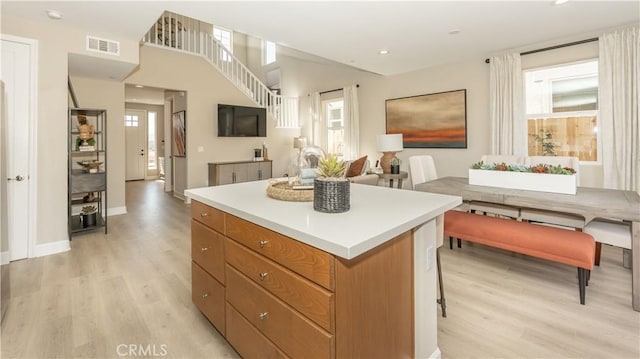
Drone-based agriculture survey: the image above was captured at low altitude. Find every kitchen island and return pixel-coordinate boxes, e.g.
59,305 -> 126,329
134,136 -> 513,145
185,180 -> 461,358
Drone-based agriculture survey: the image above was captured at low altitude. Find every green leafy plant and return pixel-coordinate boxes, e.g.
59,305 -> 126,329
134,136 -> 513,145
317,154 -> 347,179
532,129 -> 558,156
81,205 -> 97,214
469,162 -> 575,175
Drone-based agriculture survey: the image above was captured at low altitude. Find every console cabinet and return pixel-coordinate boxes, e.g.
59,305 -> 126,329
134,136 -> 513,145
190,200 -> 414,358
208,160 -> 272,186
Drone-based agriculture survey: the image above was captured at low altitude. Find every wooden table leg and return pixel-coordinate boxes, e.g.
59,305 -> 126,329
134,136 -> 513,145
632,221 -> 639,311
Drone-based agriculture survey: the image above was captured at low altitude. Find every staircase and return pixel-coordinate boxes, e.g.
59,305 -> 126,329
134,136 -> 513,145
141,11 -> 299,128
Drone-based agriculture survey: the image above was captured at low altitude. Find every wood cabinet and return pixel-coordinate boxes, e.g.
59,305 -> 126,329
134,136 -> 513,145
68,108 -> 107,237
208,160 -> 272,186
190,200 -> 415,358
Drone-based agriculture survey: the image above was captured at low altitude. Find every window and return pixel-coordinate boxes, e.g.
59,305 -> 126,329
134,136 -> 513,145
324,99 -> 344,157
263,40 -> 276,65
524,60 -> 598,162
125,114 -> 138,127
148,112 -> 157,170
213,26 -> 233,62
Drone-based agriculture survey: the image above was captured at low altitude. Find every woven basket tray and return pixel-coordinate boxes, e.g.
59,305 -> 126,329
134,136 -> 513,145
266,181 -> 314,202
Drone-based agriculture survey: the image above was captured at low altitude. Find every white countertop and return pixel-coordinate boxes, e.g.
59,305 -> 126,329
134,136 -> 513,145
185,180 -> 461,260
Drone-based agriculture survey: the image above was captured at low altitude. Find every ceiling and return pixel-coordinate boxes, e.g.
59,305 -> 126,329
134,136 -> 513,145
3,1 -> 639,76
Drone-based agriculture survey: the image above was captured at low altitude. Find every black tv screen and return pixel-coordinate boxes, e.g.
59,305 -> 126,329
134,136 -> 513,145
218,104 -> 267,137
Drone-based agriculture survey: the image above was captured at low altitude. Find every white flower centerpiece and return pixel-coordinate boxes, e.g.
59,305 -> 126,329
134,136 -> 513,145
468,161 -> 577,195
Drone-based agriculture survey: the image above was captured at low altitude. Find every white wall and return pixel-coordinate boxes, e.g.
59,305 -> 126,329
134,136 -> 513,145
125,46 -> 299,192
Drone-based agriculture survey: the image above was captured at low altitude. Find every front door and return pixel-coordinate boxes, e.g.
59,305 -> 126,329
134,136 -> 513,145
1,36 -> 35,260
125,109 -> 146,181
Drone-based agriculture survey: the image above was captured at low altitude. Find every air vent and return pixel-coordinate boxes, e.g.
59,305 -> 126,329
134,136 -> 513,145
86,36 -> 120,56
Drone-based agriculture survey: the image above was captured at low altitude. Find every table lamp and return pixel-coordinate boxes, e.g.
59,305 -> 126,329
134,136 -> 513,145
376,134 -> 403,173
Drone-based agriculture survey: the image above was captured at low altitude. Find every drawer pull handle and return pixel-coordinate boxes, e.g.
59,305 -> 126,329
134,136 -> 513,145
200,212 -> 209,218
201,247 -> 208,252
258,240 -> 268,248
258,272 -> 268,281
202,292 -> 209,299
259,312 -> 268,321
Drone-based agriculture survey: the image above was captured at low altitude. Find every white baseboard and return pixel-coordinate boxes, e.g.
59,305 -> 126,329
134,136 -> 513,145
1,251 -> 9,265
108,206 -> 127,216
429,347 -> 442,359
35,240 -> 70,258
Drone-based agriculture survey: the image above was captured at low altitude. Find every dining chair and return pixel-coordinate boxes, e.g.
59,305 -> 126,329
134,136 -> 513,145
520,156 -> 584,230
468,155 -> 522,219
584,219 -> 632,268
408,155 -> 459,317
480,154 -> 525,165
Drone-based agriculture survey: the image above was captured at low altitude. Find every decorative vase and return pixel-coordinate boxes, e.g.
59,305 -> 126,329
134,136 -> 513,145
390,164 -> 400,174
313,178 -> 350,213
81,212 -> 97,228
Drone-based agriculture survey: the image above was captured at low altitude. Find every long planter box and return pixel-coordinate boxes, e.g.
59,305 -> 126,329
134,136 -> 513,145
468,169 -> 577,195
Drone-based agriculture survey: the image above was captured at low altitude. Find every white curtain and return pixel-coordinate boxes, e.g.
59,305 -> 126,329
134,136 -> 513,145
309,92 -> 324,148
343,85 -> 360,159
599,25 -> 640,192
489,53 -> 524,156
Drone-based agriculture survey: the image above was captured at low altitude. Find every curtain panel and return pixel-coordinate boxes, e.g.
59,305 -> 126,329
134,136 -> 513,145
309,92 -> 324,148
599,26 -> 640,192
343,85 -> 360,159
489,53 -> 525,156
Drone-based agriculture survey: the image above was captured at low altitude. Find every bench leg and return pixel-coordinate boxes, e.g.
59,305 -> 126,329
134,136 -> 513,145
594,242 -> 602,266
578,268 -> 588,305
457,238 -> 462,248
449,237 -> 453,250
436,248 -> 446,317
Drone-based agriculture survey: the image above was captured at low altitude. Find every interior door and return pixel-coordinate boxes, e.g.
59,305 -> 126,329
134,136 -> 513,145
125,109 -> 146,181
1,38 -> 32,260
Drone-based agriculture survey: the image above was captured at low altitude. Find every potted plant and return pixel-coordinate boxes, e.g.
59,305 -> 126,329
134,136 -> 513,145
390,157 -> 401,174
313,154 -> 350,213
81,205 -> 98,228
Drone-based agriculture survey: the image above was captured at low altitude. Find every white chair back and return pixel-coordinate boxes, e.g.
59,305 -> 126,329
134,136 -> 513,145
409,155 -> 438,190
481,154 -> 525,165
526,156 -> 580,185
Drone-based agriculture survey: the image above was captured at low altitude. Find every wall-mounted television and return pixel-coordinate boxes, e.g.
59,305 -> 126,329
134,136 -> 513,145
218,104 -> 267,137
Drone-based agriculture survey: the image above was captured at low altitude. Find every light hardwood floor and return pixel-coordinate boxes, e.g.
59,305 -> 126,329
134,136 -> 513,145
1,180 -> 639,358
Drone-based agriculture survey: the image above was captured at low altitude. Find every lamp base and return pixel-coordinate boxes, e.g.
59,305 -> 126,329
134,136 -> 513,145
379,152 -> 396,174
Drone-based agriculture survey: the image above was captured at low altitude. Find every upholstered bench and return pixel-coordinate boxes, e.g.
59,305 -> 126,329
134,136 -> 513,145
444,211 -> 596,304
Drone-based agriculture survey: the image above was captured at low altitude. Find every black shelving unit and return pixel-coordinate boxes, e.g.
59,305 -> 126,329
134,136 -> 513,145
68,108 -> 107,238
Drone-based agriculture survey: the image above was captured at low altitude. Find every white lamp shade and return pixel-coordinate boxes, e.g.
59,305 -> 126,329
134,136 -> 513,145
293,137 -> 307,149
376,134 -> 403,152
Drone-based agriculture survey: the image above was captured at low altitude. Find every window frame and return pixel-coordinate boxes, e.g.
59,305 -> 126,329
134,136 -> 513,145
262,40 -> 276,65
523,59 -> 601,165
213,26 -> 233,62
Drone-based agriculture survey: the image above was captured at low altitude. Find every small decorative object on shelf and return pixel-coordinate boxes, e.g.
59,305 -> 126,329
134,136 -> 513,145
468,161 -> 577,194
390,157 -> 401,174
314,154 -> 350,213
80,205 -> 98,228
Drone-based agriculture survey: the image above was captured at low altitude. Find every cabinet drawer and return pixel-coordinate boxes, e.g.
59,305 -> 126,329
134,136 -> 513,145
226,303 -> 288,359
226,215 -> 334,290
191,220 -> 225,283
191,200 -> 225,233
226,265 -> 333,359
226,239 -> 333,332
192,262 -> 225,335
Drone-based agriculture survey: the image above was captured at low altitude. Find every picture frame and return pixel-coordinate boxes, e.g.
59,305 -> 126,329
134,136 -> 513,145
172,110 -> 186,157
385,89 -> 467,148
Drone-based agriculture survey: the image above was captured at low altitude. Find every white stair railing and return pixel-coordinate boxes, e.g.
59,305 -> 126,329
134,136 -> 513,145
142,11 -> 299,128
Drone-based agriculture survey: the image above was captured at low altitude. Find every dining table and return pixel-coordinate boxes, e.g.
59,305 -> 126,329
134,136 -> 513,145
416,176 -> 640,312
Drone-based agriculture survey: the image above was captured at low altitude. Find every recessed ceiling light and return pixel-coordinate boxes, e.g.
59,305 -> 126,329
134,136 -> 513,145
553,0 -> 569,5
448,29 -> 461,35
135,85 -> 144,88
378,49 -> 389,55
46,9 -> 62,20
